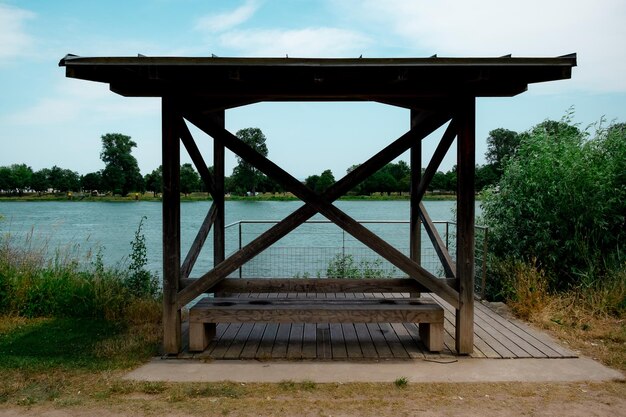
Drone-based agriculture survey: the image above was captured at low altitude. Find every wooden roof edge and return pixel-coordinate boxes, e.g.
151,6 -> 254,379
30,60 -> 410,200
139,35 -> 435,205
59,53 -> 577,68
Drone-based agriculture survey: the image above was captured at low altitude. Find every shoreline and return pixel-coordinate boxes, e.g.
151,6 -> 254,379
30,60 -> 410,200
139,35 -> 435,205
0,193 -> 460,203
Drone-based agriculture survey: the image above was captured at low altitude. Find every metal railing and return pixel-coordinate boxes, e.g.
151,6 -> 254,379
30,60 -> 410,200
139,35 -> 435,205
224,219 -> 489,298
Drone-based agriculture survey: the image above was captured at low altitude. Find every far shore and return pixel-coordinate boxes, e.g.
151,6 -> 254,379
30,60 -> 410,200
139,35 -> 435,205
0,192 -> 461,202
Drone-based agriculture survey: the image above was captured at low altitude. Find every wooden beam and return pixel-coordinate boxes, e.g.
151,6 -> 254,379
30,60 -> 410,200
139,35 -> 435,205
162,97 -> 181,354
181,277 -> 457,294
410,109 -> 422,270
418,202 -> 456,278
180,202 -> 218,279
455,97 -> 475,355
415,120 -> 457,202
184,114 -> 460,308
213,111 -> 226,266
178,118 -> 215,197
175,112 -> 451,308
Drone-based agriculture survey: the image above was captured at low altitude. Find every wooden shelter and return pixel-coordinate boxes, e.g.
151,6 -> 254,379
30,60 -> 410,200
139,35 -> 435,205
60,53 -> 576,355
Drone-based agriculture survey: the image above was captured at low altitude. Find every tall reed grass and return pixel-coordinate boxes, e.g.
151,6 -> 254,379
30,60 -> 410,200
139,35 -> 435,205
0,225 -> 161,324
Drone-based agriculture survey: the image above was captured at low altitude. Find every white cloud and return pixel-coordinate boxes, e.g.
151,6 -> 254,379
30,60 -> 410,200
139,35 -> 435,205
195,0 -> 259,33
343,0 -> 626,92
4,79 -> 159,126
0,3 -> 35,62
218,27 -> 370,57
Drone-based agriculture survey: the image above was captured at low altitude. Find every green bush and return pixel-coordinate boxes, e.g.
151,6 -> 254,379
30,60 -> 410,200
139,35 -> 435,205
0,217 -> 161,322
482,116 -> 625,293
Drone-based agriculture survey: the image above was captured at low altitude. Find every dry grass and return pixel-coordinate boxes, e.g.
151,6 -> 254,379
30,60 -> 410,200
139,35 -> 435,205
0,372 -> 624,416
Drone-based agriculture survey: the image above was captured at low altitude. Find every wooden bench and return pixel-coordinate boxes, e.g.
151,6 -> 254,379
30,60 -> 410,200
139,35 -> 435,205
189,297 -> 445,353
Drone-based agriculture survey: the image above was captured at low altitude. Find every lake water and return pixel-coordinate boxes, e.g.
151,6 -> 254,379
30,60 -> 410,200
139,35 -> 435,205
0,200 -> 480,278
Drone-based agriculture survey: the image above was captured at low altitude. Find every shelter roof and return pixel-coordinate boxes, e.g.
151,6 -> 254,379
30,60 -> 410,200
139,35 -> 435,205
59,54 -> 576,108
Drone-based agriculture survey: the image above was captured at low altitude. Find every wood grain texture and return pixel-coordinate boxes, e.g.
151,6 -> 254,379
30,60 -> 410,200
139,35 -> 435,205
189,297 -> 444,324
455,98 -> 475,355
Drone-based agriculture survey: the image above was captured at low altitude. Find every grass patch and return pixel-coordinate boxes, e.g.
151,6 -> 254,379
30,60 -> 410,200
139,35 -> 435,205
0,316 -> 160,371
394,377 -> 409,389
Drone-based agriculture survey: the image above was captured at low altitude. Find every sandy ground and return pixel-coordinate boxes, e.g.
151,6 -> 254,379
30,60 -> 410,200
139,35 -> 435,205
1,381 -> 625,417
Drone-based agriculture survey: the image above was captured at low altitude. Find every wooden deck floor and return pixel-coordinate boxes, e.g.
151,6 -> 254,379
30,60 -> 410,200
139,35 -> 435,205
178,293 -> 576,360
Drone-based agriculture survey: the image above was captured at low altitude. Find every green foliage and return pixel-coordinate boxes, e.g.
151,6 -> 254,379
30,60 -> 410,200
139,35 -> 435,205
80,171 -> 102,193
325,253 -> 395,279
305,169 -> 336,193
485,128 -> 521,173
394,377 -> 409,388
100,133 -> 143,196
483,116 -> 626,291
144,165 -> 162,197
0,217 -> 161,321
127,216 -> 159,298
179,163 -> 201,196
231,128 -> 268,195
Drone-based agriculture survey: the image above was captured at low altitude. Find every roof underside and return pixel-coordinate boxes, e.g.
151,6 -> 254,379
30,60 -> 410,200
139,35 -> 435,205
59,54 -> 576,109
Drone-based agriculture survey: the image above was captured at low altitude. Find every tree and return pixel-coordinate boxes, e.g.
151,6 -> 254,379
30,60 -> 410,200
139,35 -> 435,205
48,165 -> 79,192
0,166 -> 11,193
144,166 -> 162,197
100,133 -> 143,196
482,118 -> 625,290
475,164 -> 498,191
31,169 -> 51,195
231,128 -> 268,195
304,174 -> 320,191
81,172 -> 102,194
485,128 -> 520,174
9,164 -> 33,196
180,163 -> 201,196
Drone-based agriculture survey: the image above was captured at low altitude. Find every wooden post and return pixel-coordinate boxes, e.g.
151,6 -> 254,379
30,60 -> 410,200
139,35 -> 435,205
213,111 -> 226,300
213,110 -> 225,266
162,96 -> 181,354
455,97 -> 475,355
410,109 -> 421,297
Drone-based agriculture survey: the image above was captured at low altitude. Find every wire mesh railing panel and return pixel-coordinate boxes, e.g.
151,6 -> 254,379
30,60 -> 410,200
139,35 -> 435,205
224,220 -> 488,296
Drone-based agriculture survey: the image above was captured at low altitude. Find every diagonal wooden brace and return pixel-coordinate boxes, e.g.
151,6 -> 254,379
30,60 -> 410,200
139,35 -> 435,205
176,111 -> 450,308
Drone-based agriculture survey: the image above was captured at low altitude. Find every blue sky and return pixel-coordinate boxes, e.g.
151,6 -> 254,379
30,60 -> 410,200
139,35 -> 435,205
0,0 -> 625,180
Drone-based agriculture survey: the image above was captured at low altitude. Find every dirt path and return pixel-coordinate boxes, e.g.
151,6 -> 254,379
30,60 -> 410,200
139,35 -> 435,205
1,381 -> 624,417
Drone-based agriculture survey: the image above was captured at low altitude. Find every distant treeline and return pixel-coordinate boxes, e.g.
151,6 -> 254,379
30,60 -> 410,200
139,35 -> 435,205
1,127 -> 517,197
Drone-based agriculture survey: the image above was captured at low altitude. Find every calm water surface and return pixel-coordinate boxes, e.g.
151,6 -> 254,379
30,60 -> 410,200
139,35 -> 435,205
0,200 -> 480,277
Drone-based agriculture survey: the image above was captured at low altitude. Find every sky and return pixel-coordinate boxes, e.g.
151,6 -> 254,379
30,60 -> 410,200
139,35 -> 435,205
0,0 -> 625,181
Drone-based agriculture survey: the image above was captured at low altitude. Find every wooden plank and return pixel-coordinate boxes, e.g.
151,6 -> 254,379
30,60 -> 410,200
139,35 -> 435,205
271,323 -> 292,358
379,322 -> 409,358
180,203 -> 217,279
210,323 -> 242,359
455,97 -> 475,355
354,323 -> 379,358
239,323 -> 265,359
302,323 -> 317,359
341,324 -> 364,359
431,294 -> 514,358
330,323 -> 348,359
287,323 -> 304,359
256,323 -> 279,360
162,97 -> 181,354
366,323 -> 394,358
203,278 -> 455,294
316,324 -> 332,359
419,202 -> 456,278
473,305 -> 551,358
223,322 -> 254,359
189,297 -> 445,324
